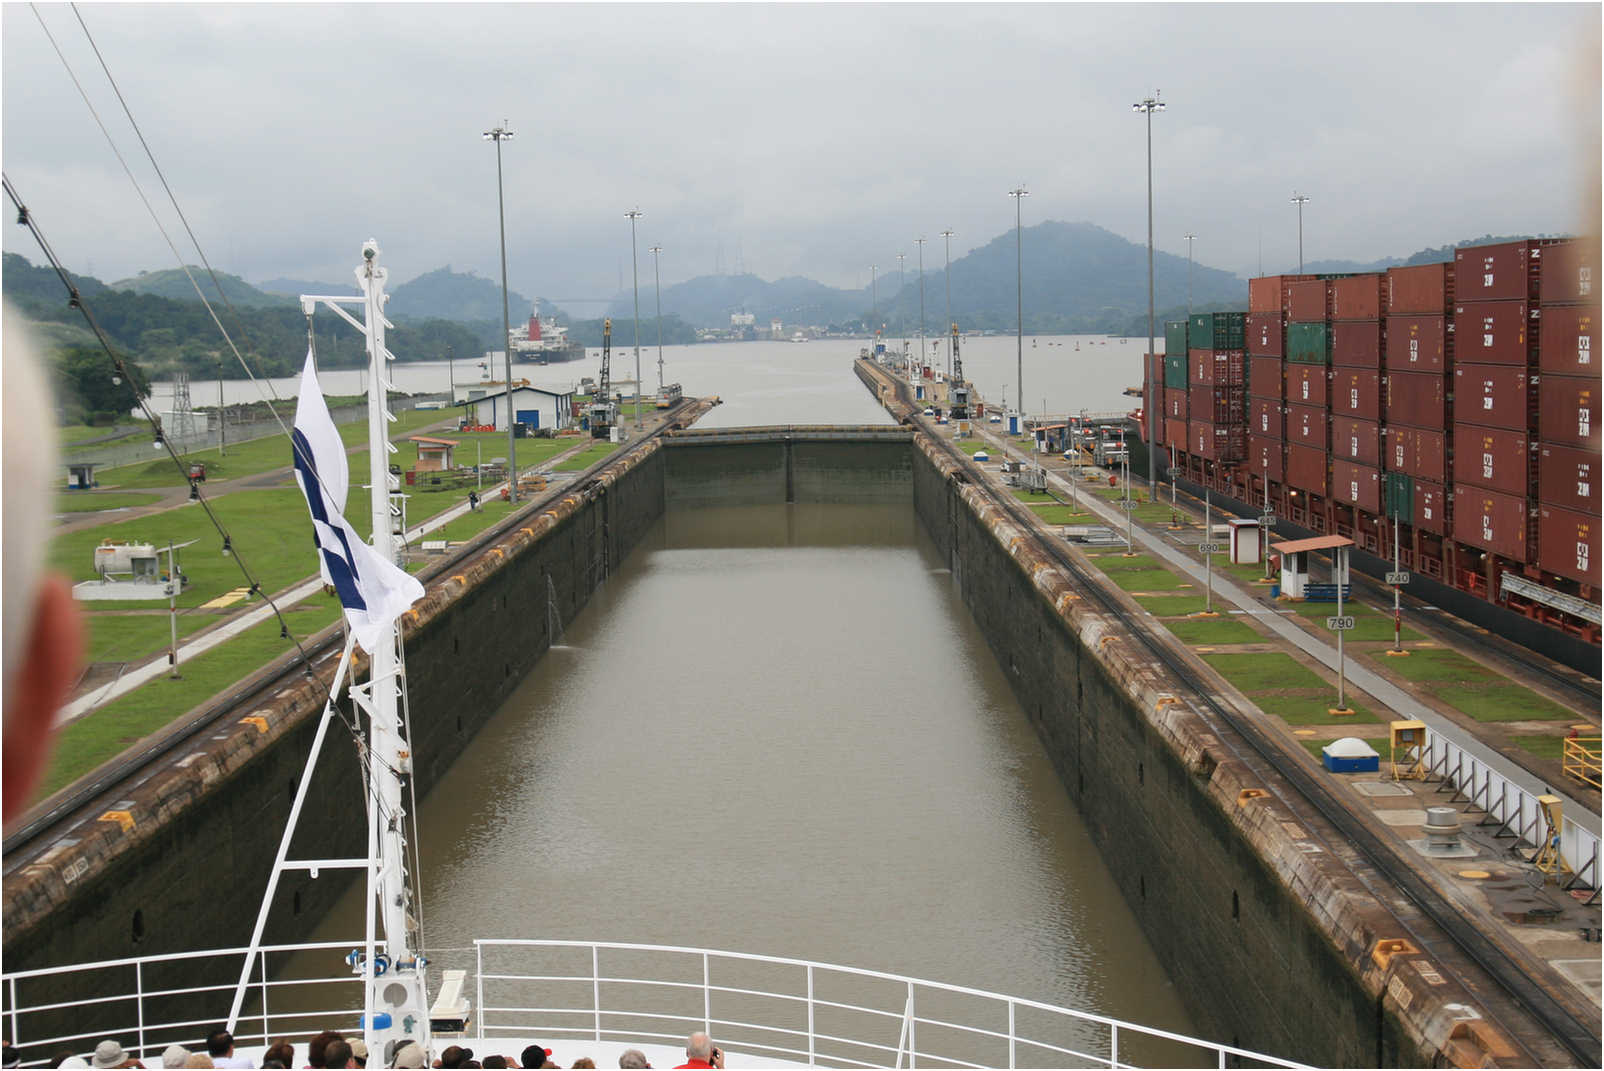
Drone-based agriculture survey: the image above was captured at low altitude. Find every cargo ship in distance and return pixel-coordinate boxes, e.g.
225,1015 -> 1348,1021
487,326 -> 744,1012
509,303 -> 584,362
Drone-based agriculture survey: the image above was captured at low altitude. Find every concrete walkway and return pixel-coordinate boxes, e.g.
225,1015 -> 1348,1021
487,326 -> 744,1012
966,422 -> 1602,834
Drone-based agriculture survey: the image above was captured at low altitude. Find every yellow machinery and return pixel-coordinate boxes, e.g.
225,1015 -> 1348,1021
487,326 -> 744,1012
1531,795 -> 1570,878
1389,720 -> 1426,781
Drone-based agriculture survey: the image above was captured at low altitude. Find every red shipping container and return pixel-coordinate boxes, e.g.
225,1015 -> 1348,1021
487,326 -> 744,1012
1331,369 -> 1381,420
1250,356 -> 1284,398
1248,435 -> 1284,481
1332,460 -> 1381,512
1539,238 -> 1600,306
1189,421 -> 1245,461
1332,417 -> 1380,465
1385,315 -> 1447,372
1189,348 -> 1212,385
1538,442 -> 1598,514
1251,274 -> 1315,314
1286,404 -> 1326,447
1333,274 -> 1385,320
1415,481 -> 1448,535
1538,305 -> 1597,376
1189,384 -> 1245,426
1385,426 -> 1447,483
1453,487 -> 1530,563
1286,364 -> 1327,407
1538,504 -> 1600,587
1164,417 -> 1187,447
1386,371 -> 1447,428
1287,279 -> 1330,323
1537,373 -> 1598,449
1248,312 -> 1284,356
1190,349 -> 1246,387
1455,241 -> 1537,303
1452,365 -> 1530,432
1286,443 -> 1328,495
1388,263 -> 1453,314
1453,301 -> 1534,367
1331,321 -> 1381,368
1164,388 -> 1188,421
1452,425 -> 1532,497
1250,397 -> 1282,440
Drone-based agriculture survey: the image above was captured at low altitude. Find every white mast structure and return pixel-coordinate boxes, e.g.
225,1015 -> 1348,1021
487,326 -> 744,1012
228,241 -> 430,1062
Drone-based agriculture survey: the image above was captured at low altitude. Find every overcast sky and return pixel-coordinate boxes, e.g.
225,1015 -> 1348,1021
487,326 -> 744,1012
3,3 -> 1598,307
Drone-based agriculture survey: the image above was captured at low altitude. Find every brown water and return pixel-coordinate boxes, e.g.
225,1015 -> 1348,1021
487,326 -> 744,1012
300,501 -> 1194,1046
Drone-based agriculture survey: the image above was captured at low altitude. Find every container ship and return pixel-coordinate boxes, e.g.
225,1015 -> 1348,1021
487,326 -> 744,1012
509,305 -> 585,362
1142,236 -> 1601,653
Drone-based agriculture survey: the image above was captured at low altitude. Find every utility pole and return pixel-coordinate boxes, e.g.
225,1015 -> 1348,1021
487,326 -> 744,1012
483,120 -> 517,503
1133,91 -> 1165,495
1008,186 -> 1028,430
914,237 -> 927,378
1184,232 -> 1196,318
941,229 -> 955,379
649,245 -> 664,394
896,252 -> 906,357
626,208 -> 643,430
1291,192 -> 1310,273
217,357 -> 226,457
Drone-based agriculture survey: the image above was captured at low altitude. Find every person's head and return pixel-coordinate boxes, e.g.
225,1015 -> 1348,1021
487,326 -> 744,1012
90,1040 -> 132,1068
519,1047 -> 551,1071
307,1031 -> 342,1070
323,1040 -> 354,1069
263,1042 -> 295,1068
1,310 -> 86,828
161,1045 -> 191,1069
389,1041 -> 426,1069
684,1034 -> 712,1063
570,1060 -> 594,1069
617,1050 -> 650,1070
183,1055 -> 214,1069
205,1030 -> 234,1059
480,1058 -> 507,1070
348,1039 -> 368,1068
438,1046 -> 471,1070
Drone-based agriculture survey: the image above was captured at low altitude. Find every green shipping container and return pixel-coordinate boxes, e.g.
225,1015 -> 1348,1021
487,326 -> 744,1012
1188,312 -> 1247,350
1383,472 -> 1414,520
1163,354 -> 1188,388
1164,320 -> 1188,356
1287,322 -> 1329,365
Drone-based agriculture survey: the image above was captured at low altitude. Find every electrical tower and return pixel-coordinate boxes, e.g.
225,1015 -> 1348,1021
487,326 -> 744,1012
171,370 -> 197,449
948,324 -> 969,420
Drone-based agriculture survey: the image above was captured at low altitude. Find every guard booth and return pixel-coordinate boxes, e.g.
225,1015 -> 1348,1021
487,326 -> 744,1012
1007,412 -> 1021,435
1227,518 -> 1263,564
66,462 -> 97,490
1270,534 -> 1353,599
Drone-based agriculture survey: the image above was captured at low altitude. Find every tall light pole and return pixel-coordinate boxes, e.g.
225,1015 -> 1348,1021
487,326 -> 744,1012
896,252 -> 906,359
484,120 -> 517,504
914,236 -> 927,374
1184,232 -> 1197,318
1133,91 -> 1165,494
870,264 -> 879,365
649,245 -> 664,395
940,229 -> 955,378
1291,192 -> 1310,272
626,208 -> 643,429
1008,186 -> 1028,429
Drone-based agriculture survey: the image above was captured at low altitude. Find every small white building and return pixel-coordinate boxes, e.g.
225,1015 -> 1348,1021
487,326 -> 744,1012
468,385 -> 575,433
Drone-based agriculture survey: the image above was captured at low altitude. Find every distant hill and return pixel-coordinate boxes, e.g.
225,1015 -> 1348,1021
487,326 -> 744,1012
387,265 -> 536,323
1302,233 -> 1571,274
258,276 -> 350,298
111,266 -> 294,308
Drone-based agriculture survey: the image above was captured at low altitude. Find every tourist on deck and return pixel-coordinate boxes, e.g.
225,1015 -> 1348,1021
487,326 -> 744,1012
89,1040 -> 142,1068
263,1042 -> 296,1068
306,1032 -> 343,1069
322,1041 -> 355,1069
204,1030 -> 250,1069
348,1040 -> 368,1068
672,1033 -> 721,1070
570,1061 -> 595,1069
519,1047 -> 552,1070
160,1046 -> 190,1069
181,1056 -> 212,1069
617,1051 -> 650,1069
388,1042 -> 427,1069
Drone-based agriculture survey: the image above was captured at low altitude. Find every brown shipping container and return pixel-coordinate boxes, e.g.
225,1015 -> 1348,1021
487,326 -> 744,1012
1538,442 -> 1599,514
1387,263 -> 1451,314
1455,241 -> 1537,303
1538,504 -> 1600,587
1248,312 -> 1284,357
1386,371 -> 1447,428
1385,315 -> 1447,372
1287,404 -> 1327,447
1189,348 -> 1246,387
1251,274 -> 1315,314
1251,397 -> 1283,440
1332,417 -> 1380,465
1537,374 -> 1598,449
1286,443 -> 1328,495
1287,279 -> 1330,322
1385,426 -> 1447,483
1453,488 -> 1529,563
1415,481 -> 1448,535
1451,425 -> 1532,497
1332,460 -> 1381,512
1333,274 -> 1385,320
1539,238 -> 1600,306
1189,421 -> 1245,461
1538,305 -> 1597,376
1331,321 -> 1381,368
1164,388 -> 1188,421
1164,417 -> 1187,447
1453,301 -> 1534,367
1189,384 -> 1246,426
1286,364 -> 1328,407
1331,369 -> 1381,420
1453,365 -> 1530,432
1248,435 -> 1284,481
1250,356 -> 1284,398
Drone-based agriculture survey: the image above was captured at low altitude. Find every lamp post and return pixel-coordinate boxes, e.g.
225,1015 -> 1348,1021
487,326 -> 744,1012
1291,192 -> 1310,273
483,120 -> 517,504
1133,91 -> 1165,494
1008,186 -> 1028,431
914,236 -> 927,378
896,252 -> 906,359
217,356 -> 226,457
626,208 -> 643,430
940,229 -> 954,379
649,245 -> 664,395
1184,232 -> 1196,318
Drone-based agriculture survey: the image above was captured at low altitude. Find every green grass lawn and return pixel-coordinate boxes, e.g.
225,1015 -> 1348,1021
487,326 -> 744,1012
1134,594 -> 1212,616
1360,647 -> 1580,724
1012,488 -> 1059,504
1028,503 -> 1092,525
422,500 -> 522,545
1098,568 -> 1190,592
1511,735 -> 1571,760
1286,599 -> 1422,643
1202,651 -> 1380,724
1162,616 -> 1263,645
85,612 -> 214,664
55,491 -> 164,513
956,441 -> 994,457
41,598 -> 343,798
393,432 -> 578,481
554,441 -> 621,472
59,424 -> 140,446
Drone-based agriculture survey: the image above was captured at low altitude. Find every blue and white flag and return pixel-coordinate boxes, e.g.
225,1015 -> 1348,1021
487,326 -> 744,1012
292,348 -> 424,653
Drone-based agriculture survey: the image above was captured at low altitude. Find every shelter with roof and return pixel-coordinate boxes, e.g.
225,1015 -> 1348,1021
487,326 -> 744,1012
1269,534 -> 1353,599
409,436 -> 459,472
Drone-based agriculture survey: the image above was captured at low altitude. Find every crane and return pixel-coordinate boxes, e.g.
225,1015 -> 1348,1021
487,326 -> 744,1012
948,323 -> 970,420
589,318 -> 618,439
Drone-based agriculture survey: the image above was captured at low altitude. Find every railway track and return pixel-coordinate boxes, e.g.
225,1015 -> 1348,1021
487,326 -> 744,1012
868,365 -> 1601,1067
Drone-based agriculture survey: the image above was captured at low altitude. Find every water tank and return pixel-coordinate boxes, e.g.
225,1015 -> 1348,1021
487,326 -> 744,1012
94,542 -> 157,578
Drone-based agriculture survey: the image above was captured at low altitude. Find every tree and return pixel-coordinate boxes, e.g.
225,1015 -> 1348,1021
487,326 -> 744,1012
53,345 -> 150,425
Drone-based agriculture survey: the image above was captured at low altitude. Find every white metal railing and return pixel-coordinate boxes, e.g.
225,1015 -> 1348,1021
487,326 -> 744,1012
1,939 -> 1306,1069
1420,732 -> 1601,893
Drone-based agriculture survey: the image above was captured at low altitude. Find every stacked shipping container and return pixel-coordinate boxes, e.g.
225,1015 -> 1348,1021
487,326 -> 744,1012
1186,312 -> 1247,461
1247,296 -> 1286,487
1384,263 -> 1454,543
1283,280 -> 1330,499
1330,274 -> 1385,522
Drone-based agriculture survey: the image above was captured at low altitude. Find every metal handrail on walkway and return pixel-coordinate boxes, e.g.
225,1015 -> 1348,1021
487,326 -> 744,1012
1563,737 -> 1602,791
